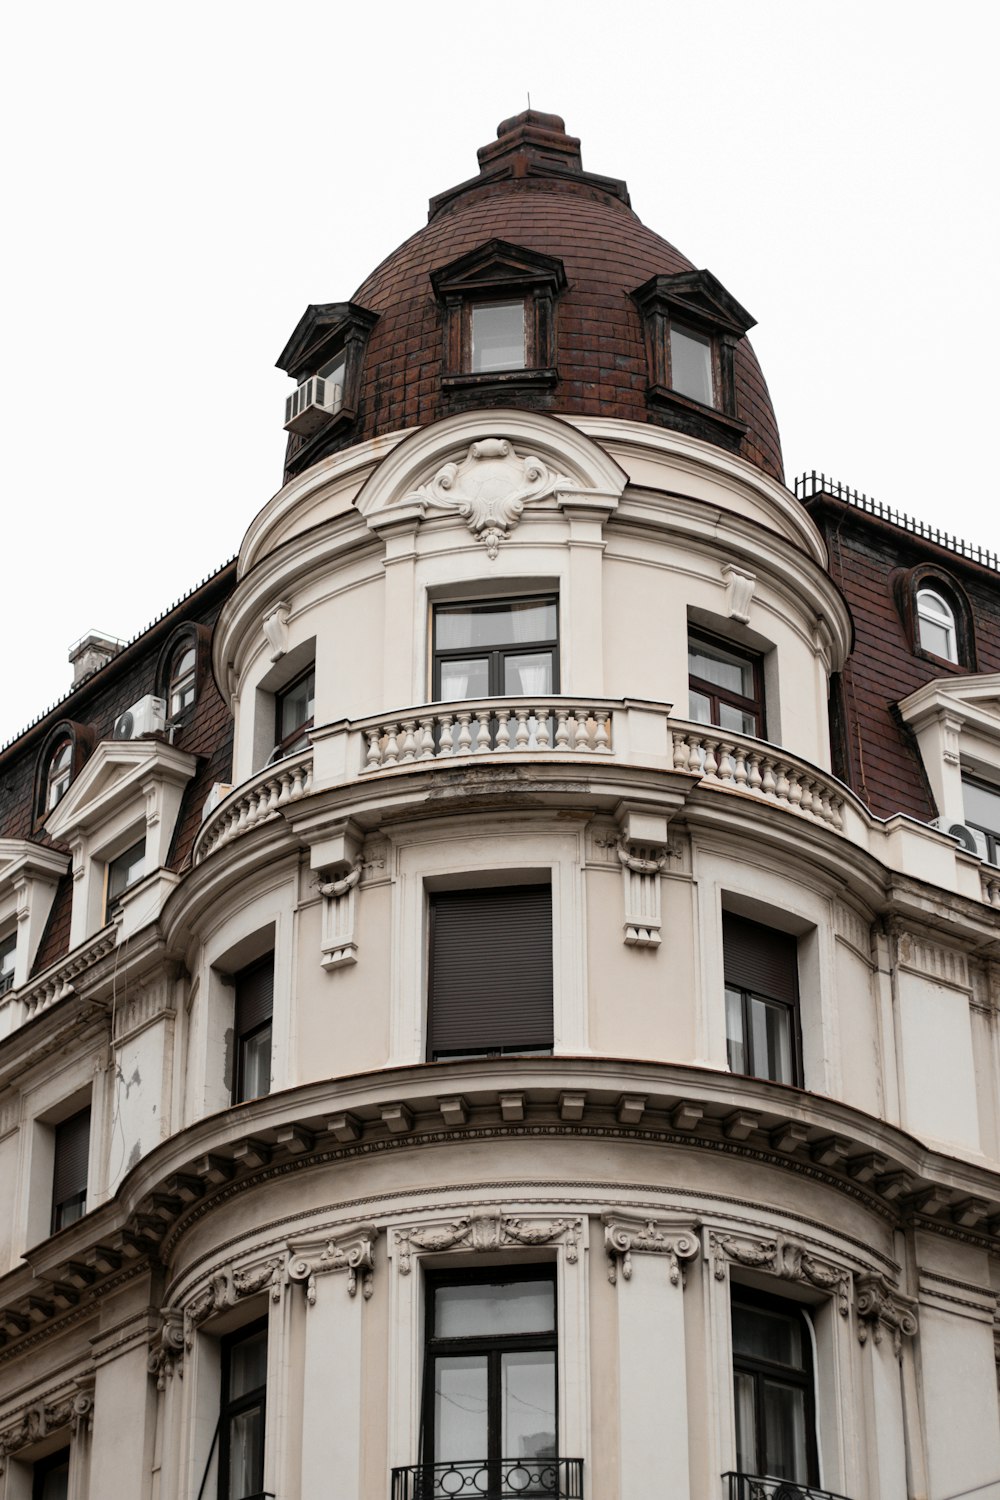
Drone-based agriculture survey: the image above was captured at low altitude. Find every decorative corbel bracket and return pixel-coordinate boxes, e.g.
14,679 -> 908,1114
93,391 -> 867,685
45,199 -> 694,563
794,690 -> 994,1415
721,563 -> 756,623
615,805 -> 675,947
147,1308 -> 185,1390
603,1214 -> 700,1287
855,1272 -> 918,1356
262,601 -> 291,663
287,1224 -> 380,1302
184,1256 -> 283,1348
315,859 -> 363,970
394,1209 -> 582,1275
0,1376 -> 95,1472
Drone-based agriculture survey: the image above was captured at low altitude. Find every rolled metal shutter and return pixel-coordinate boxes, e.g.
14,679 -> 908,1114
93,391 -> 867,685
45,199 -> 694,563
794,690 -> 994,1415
52,1107 -> 91,1207
722,913 -> 798,1003
235,956 -> 274,1037
428,886 -> 553,1057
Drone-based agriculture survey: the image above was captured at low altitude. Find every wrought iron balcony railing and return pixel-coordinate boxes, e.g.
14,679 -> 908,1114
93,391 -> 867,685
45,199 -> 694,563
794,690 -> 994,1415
391,1457 -> 584,1500
723,1472 -> 853,1500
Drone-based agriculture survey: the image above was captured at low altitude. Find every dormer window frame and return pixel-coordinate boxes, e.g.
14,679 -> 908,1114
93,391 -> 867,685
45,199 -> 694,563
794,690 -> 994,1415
431,238 -> 566,396
896,566 -> 975,671
631,270 -> 754,453
156,622 -> 210,728
276,301 -> 379,476
33,720 -> 93,829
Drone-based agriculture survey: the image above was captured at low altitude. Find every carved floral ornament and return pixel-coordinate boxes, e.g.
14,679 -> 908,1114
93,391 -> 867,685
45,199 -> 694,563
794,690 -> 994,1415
394,1209 -> 583,1274
401,438 -> 573,559
287,1224 -> 380,1302
602,1214 -> 700,1287
0,1377 -> 94,1469
178,1255 -> 284,1354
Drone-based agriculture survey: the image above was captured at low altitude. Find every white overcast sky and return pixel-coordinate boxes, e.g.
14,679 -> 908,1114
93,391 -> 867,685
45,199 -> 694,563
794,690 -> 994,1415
1,0 -> 996,747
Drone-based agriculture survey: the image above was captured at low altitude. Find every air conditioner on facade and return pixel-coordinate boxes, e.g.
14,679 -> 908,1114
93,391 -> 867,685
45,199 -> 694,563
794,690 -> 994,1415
283,377 -> 343,436
928,817 -> 981,855
112,695 -> 167,740
201,782 -> 233,821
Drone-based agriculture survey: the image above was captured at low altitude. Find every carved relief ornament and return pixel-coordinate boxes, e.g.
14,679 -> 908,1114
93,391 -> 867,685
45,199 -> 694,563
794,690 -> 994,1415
395,1209 -> 582,1274
0,1378 -> 94,1469
183,1256 -> 283,1348
603,1214 -> 700,1286
147,1307 -> 185,1390
855,1272 -> 919,1356
402,438 -> 572,559
315,859 -> 363,970
709,1231 -> 852,1317
287,1225 -> 380,1302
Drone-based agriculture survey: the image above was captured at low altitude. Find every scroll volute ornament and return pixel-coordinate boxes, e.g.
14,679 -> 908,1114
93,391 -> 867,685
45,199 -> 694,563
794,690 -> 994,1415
603,1214 -> 701,1286
286,1224 -> 380,1302
402,438 -> 572,559
855,1272 -> 918,1356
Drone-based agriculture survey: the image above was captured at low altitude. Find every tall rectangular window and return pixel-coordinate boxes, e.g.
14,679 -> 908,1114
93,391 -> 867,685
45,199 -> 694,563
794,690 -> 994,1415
670,323 -> 714,405
105,837 -> 146,921
723,913 -> 801,1086
427,885 -> 553,1061
51,1106 -> 91,1234
32,1449 -> 70,1500
732,1289 -> 819,1487
219,1322 -> 267,1500
423,1268 -> 557,1488
274,665 -> 315,760
962,774 -> 1000,864
0,931 -> 16,995
688,632 -> 764,737
433,598 -> 558,702
233,956 -> 274,1103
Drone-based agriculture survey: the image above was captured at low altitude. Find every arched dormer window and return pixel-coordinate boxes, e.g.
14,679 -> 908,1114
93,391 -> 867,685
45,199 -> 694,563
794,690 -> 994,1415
168,643 -> 197,718
156,623 -> 209,726
33,721 -> 92,825
916,587 -> 958,662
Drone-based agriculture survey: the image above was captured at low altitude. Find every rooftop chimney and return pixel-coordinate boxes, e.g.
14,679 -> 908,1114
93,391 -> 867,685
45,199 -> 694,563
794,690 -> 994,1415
68,630 -> 124,685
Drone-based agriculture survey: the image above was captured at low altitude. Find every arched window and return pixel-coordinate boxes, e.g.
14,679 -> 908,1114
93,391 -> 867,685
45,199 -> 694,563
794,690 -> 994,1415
916,587 -> 958,663
168,644 -> 197,718
45,739 -> 73,812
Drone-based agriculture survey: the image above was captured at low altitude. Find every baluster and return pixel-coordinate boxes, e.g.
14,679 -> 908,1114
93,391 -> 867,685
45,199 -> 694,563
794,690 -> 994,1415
456,712 -> 473,755
275,771 -> 292,807
418,717 -> 435,759
535,710 -> 550,749
399,721 -> 417,763
761,758 -> 777,798
817,789 -> 833,825
574,711 -> 590,752
555,709 -> 570,750
798,778 -> 814,816
365,728 -> 382,770
703,739 -> 719,779
788,771 -> 803,809
302,763 -> 312,795
672,732 -> 690,771
236,797 -> 251,834
495,710 -> 511,751
594,713 -> 610,753
258,787 -> 274,822
384,724 -> 400,766
514,709 -> 530,749
717,742 -> 735,784
830,797 -> 844,831
289,763 -> 306,800
475,711 -> 492,753
774,762 -> 791,804
437,713 -> 454,757
732,746 -> 748,788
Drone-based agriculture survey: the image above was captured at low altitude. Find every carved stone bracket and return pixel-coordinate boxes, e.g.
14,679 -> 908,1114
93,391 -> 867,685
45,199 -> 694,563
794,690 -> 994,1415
603,1214 -> 700,1287
147,1307 -> 185,1390
709,1231 -> 852,1317
402,438 -> 572,559
395,1209 -> 582,1275
184,1256 -> 283,1348
721,563 -> 756,623
315,860 -> 363,970
855,1272 -> 919,1356
0,1376 -> 95,1470
617,839 -> 668,947
287,1225 -> 380,1302
262,600 -> 291,663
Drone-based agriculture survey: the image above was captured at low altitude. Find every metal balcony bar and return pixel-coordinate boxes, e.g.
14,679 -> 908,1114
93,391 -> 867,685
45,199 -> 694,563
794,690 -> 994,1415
391,1457 -> 584,1500
723,1471 -> 853,1500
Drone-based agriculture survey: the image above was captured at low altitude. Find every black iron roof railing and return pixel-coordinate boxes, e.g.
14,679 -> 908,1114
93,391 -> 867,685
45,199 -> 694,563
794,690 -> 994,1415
794,470 -> 1000,573
391,1458 -> 583,1500
723,1471 -> 853,1500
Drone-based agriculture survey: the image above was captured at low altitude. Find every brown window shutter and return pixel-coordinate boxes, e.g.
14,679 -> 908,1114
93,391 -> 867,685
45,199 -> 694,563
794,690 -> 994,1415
723,913 -> 798,1004
52,1107 -> 91,1206
235,956 -> 274,1037
428,886 -> 553,1057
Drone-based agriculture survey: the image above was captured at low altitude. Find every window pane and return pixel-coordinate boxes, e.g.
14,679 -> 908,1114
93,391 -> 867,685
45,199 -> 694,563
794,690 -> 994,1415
434,1354 -> 488,1462
762,1378 -> 809,1482
504,653 -> 553,696
689,690 -> 713,724
718,701 -> 757,735
108,839 -> 146,901
437,601 -> 556,651
750,994 -> 794,1083
733,1370 -> 758,1476
671,324 -> 713,405
228,1404 -> 265,1500
502,1349 -> 556,1462
279,669 -> 315,739
239,1026 -> 272,1101
689,640 -> 754,697
732,1302 -> 803,1368
918,617 -> 955,660
435,1280 -> 555,1338
963,778 -> 1000,833
472,304 -> 525,372
37,1459 -> 70,1500
725,986 -> 746,1074
229,1329 -> 268,1397
0,934 -> 15,994
440,657 -> 490,701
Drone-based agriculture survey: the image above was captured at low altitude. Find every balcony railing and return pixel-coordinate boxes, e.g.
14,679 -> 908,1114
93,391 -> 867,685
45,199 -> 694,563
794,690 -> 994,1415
723,1473 -> 853,1500
391,1458 -> 584,1500
360,698 -> 612,770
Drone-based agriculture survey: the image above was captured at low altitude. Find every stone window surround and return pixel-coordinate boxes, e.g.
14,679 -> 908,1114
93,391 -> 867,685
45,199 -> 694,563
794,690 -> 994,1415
897,673 -> 1000,833
32,719 -> 93,829
18,1063 -> 104,1256
44,739 -> 197,947
0,842 -> 69,997
894,565 -> 976,672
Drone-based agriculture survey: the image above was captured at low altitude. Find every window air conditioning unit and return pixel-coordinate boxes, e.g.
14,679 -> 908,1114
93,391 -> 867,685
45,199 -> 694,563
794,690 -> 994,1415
113,696 -> 167,741
201,782 -> 233,821
283,377 -> 343,436
928,817 -> 981,855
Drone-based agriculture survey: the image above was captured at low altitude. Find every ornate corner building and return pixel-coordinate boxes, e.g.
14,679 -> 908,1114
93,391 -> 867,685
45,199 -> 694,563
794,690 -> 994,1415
1,110 -> 999,1500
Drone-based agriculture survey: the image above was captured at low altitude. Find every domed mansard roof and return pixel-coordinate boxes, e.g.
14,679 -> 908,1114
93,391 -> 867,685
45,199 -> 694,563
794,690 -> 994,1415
277,111 -> 784,483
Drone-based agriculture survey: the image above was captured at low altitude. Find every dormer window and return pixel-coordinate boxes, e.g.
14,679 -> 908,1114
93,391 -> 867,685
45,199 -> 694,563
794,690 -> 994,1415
632,270 -> 755,454
276,301 -> 379,476
916,588 -> 958,663
46,740 -> 73,811
0,932 -> 15,996
105,837 -> 146,922
168,645 -> 197,718
471,302 -> 526,373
